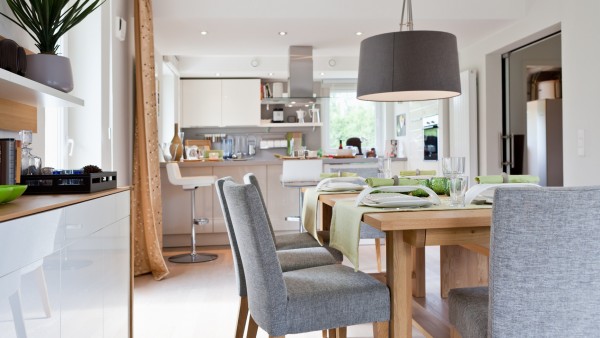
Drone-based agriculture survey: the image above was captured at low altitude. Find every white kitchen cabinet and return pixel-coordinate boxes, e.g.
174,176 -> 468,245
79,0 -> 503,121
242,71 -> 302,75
181,79 -> 221,127
266,165 -> 300,231
221,79 -> 261,126
0,190 -> 130,338
181,79 -> 260,127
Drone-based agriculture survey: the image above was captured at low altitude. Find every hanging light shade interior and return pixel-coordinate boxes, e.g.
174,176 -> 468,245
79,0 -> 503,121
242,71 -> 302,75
357,0 -> 461,102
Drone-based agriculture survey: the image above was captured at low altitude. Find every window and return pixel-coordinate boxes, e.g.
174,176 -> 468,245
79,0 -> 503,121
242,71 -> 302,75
324,85 -> 381,153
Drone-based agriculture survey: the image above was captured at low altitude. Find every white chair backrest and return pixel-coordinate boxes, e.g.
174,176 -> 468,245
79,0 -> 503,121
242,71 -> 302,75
281,159 -> 323,183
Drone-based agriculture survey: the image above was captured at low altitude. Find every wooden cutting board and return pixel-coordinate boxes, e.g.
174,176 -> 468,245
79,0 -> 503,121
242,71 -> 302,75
185,139 -> 211,148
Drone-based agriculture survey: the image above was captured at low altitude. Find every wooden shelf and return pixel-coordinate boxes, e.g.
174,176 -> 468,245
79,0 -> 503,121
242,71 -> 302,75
260,122 -> 322,128
0,68 -> 84,108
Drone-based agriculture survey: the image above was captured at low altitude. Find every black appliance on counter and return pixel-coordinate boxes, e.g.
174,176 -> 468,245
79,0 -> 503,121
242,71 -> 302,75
345,137 -> 363,156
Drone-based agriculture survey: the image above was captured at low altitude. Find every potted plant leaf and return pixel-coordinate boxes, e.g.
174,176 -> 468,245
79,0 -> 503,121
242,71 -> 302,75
0,0 -> 105,92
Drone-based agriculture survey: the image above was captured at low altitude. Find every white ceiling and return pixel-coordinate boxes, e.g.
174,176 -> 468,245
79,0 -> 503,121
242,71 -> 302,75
152,0 -> 533,79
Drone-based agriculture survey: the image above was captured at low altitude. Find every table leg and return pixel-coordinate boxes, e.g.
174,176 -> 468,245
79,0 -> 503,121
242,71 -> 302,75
412,247 -> 425,298
440,245 -> 489,298
387,231 -> 412,338
319,201 -> 333,231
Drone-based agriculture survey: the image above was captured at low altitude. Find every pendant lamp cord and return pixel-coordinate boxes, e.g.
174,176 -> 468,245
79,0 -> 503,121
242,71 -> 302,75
399,0 -> 413,31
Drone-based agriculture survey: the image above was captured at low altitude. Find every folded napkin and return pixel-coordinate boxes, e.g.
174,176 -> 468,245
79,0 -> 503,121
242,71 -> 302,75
365,177 -> 419,187
475,175 -> 539,184
320,172 -> 358,178
399,170 -> 436,176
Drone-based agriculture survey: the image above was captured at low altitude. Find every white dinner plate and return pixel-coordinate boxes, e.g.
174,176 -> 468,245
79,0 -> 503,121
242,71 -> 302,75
361,193 -> 433,208
319,182 -> 364,192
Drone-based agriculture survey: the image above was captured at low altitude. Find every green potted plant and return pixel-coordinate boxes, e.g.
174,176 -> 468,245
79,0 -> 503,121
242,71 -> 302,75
0,0 -> 105,92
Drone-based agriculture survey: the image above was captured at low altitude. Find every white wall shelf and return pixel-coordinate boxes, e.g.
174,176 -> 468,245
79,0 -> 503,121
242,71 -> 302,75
260,122 -> 322,128
0,68 -> 84,108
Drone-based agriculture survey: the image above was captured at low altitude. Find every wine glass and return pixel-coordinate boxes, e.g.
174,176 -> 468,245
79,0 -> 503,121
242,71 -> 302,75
441,157 -> 465,178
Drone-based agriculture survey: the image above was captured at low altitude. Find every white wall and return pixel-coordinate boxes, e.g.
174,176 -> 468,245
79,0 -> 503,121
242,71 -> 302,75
459,0 -> 562,176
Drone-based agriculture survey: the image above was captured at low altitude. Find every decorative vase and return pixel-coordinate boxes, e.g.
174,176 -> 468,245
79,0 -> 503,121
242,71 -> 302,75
25,54 -> 74,93
170,123 -> 183,161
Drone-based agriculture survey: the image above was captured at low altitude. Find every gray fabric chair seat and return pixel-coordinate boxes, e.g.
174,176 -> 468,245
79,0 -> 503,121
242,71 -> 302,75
283,264 -> 390,335
223,180 -> 390,337
448,287 -> 488,338
360,221 -> 385,239
277,247 -> 339,272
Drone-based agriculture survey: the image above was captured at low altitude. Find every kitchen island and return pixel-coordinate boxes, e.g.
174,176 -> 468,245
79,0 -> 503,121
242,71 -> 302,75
0,188 -> 130,338
160,157 -> 406,247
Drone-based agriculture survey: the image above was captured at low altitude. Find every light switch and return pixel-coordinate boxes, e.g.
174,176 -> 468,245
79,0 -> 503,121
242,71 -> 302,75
577,129 -> 585,157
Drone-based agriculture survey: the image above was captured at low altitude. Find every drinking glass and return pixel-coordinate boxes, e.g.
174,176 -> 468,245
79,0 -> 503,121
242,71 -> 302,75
442,157 -> 465,178
449,175 -> 468,207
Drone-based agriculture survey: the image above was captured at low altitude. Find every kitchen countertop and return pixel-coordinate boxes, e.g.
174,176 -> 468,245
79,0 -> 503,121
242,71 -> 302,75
0,187 -> 130,222
161,157 -> 407,167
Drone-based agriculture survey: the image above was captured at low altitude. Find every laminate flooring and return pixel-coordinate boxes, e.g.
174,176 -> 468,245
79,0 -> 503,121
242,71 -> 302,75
134,244 -> 442,338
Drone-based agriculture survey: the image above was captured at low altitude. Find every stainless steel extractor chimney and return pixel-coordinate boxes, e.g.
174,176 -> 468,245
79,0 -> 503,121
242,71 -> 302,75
288,46 -> 313,97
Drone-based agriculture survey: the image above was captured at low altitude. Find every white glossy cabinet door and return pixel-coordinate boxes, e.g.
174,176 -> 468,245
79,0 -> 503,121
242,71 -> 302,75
181,79 -> 222,127
0,191 -> 130,338
221,79 -> 260,126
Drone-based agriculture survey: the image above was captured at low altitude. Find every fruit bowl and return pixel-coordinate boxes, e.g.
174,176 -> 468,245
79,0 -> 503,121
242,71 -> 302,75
0,185 -> 28,204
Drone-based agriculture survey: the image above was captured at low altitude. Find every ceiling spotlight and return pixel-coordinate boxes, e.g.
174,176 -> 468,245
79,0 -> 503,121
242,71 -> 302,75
215,73 -> 220,77
291,101 -> 296,104
250,59 -> 259,67
200,31 -> 208,35
328,59 -> 336,67
320,72 -> 325,76
278,31 -> 287,36
268,72 -> 274,76
356,32 -> 363,36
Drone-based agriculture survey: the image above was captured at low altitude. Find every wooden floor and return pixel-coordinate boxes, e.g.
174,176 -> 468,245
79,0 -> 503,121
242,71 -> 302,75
134,243 -> 444,338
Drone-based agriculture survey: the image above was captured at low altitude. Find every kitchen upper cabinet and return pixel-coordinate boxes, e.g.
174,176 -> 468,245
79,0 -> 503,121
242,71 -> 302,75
181,80 -> 222,127
181,79 -> 260,127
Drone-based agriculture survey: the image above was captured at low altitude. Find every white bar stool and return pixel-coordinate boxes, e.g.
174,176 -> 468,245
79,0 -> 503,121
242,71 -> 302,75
166,163 -> 218,263
281,159 -> 322,232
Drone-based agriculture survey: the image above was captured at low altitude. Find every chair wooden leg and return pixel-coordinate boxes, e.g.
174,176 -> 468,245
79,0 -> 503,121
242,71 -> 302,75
336,327 -> 347,338
450,326 -> 463,338
322,329 -> 328,338
235,296 -> 249,338
328,328 -> 337,338
247,315 -> 259,338
375,238 -> 382,272
373,321 -> 389,338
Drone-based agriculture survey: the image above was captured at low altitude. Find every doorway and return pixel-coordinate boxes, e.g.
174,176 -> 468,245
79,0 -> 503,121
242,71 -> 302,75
502,32 -> 563,186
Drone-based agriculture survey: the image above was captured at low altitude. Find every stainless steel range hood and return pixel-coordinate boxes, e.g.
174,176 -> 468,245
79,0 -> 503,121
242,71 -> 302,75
288,46 -> 313,98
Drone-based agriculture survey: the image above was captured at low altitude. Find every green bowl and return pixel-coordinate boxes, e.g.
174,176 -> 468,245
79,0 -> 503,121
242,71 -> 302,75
0,185 -> 28,204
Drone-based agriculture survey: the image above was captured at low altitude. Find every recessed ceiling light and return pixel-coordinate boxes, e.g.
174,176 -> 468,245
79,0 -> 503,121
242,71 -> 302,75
268,72 -> 274,76
215,73 -> 220,77
291,101 -> 296,104
320,72 -> 325,76
356,32 -> 363,36
278,31 -> 287,36
200,31 -> 208,35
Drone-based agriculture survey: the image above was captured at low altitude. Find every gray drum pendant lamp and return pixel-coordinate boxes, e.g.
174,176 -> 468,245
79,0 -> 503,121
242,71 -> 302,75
357,0 -> 461,101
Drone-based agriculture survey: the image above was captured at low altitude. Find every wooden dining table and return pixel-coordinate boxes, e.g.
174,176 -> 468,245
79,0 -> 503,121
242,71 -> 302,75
317,193 -> 492,338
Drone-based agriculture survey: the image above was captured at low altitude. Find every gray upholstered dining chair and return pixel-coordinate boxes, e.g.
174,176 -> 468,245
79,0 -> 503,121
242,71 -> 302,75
448,186 -> 600,337
246,172 -> 386,272
222,180 -> 390,338
244,173 -> 342,254
215,177 -> 343,338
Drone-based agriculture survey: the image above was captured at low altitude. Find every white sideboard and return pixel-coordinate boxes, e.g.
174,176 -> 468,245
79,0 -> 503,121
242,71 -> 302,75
0,189 -> 130,338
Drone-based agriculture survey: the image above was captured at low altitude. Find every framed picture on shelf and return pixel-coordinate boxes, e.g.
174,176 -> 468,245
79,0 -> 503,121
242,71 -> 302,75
396,113 -> 406,137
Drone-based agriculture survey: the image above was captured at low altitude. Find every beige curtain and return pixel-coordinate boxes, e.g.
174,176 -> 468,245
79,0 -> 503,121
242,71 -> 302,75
132,0 -> 169,280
